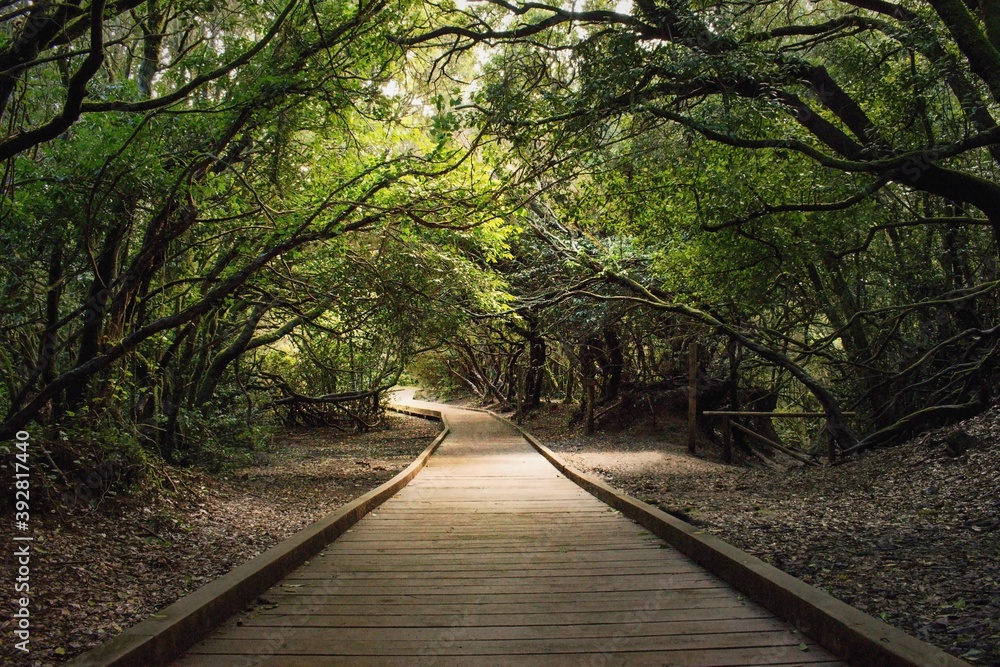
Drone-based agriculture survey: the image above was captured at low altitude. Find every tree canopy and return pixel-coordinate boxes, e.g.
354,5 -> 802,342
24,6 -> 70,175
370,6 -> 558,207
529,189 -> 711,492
402,0 -> 1000,453
1,0 -> 998,475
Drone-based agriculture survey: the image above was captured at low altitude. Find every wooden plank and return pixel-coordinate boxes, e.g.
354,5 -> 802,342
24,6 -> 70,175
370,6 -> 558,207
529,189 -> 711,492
267,581 -> 729,600
323,545 -> 667,556
173,653 -> 842,667
368,504 -> 615,510
249,590 -> 746,615
331,527 -> 654,537
323,543 -> 668,555
111,401 -> 857,667
333,528 -> 663,540
67,419 -> 452,667
305,562 -> 692,574
332,536 -> 659,546
352,516 -> 619,523
514,416 -> 969,667
209,618 -> 798,642
247,607 -> 772,626
285,563 -> 702,579
360,516 -> 620,523
260,588 -> 734,605
389,482 -> 584,488
270,574 -> 722,595
730,420 -> 818,466
335,529 -> 655,540
187,629 -> 814,655
277,570 -> 714,583
323,536 -> 673,550
313,552 -> 685,566
312,549 -> 685,565
328,538 -> 665,549
349,518 -> 623,525
384,484 -> 588,491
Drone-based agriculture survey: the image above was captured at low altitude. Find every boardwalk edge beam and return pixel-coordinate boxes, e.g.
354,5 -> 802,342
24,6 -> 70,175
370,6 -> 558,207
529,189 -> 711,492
500,414 -> 968,667
67,409 -> 448,667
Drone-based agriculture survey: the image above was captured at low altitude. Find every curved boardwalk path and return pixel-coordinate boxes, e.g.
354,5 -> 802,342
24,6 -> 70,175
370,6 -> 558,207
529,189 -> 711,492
173,402 -> 846,666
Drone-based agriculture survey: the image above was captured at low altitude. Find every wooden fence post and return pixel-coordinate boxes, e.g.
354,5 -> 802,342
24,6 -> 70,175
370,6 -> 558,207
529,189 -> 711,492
721,418 -> 733,464
688,341 -> 698,454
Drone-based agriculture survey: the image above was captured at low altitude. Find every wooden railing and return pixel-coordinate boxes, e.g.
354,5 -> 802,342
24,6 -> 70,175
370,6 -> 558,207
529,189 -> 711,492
686,342 -> 854,464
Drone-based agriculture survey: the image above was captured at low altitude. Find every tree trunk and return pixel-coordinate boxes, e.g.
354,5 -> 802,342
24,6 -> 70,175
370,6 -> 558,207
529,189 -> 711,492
193,304 -> 269,407
137,0 -> 163,97
65,221 -> 126,410
725,338 -> 742,462
579,340 -> 599,435
526,319 -> 546,407
602,271 -> 859,452
601,327 -> 624,402
564,364 -> 575,404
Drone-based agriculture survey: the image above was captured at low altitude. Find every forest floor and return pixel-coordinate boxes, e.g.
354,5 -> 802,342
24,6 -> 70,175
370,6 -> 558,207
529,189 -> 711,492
4,402 -> 997,666
516,399 -> 1000,666
0,413 -> 440,666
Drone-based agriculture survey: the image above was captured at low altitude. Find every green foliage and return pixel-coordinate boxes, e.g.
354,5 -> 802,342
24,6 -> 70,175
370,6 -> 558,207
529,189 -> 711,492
0,0 -> 520,475
4,0 -> 1000,475
403,0 -> 1000,445
174,400 -> 276,472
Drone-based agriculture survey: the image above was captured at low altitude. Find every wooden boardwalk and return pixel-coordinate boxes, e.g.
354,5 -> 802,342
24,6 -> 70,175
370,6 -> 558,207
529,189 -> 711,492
173,403 -> 847,666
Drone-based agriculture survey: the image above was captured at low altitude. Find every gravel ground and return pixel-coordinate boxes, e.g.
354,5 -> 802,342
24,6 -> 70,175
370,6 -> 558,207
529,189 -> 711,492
518,400 -> 1000,666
